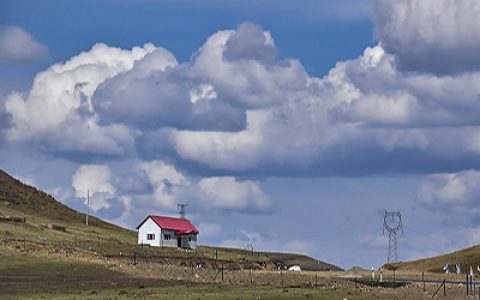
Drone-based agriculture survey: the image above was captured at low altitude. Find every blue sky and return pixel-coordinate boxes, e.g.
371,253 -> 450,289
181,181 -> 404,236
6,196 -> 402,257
1,0 -> 480,269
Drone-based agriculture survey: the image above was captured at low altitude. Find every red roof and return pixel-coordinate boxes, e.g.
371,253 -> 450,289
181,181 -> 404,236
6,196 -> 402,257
136,215 -> 199,235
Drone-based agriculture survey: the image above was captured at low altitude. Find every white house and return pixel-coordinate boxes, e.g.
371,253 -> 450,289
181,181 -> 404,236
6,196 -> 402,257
136,215 -> 199,249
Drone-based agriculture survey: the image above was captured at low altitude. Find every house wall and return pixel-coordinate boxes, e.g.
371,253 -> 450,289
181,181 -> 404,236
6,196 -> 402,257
138,218 -> 161,246
158,229 -> 198,249
160,229 -> 177,248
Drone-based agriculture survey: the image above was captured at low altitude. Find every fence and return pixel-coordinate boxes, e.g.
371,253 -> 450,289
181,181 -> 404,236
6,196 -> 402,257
345,269 -> 480,299
6,231 -> 480,298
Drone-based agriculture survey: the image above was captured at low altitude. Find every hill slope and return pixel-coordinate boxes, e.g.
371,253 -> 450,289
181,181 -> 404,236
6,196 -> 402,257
386,245 -> 480,273
0,169 -> 118,228
0,168 -> 339,271
265,252 -> 342,271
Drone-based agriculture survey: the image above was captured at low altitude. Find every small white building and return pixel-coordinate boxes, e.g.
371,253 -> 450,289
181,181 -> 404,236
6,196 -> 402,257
288,265 -> 302,272
137,215 -> 199,249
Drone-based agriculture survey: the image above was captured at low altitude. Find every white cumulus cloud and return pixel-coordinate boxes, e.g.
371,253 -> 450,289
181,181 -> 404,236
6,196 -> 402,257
0,26 -> 48,63
5,43 -> 155,157
138,160 -> 273,213
72,164 -> 116,211
198,177 -> 271,212
418,170 -> 480,213
375,0 -> 480,74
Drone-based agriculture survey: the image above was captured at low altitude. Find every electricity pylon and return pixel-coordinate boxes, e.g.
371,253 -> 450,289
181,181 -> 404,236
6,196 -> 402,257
383,210 -> 403,263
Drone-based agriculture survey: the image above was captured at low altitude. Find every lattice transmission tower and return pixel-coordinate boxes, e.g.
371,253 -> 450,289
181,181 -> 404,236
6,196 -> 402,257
383,210 -> 403,263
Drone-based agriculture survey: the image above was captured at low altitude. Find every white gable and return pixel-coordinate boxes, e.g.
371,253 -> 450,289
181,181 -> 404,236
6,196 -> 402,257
138,217 -> 161,246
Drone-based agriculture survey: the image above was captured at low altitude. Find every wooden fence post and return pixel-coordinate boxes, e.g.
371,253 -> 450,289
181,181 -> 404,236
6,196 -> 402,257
470,274 -> 472,295
471,275 -> 474,296
467,274 -> 470,296
422,272 -> 425,292
473,277 -> 476,297
281,269 -> 284,287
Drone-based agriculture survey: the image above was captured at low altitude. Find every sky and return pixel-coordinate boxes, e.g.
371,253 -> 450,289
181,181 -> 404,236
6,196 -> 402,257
1,0 -> 480,269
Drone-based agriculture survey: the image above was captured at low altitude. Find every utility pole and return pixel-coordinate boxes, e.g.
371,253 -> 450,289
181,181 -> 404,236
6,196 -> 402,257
383,210 -> 403,263
86,189 -> 90,226
471,226 -> 476,246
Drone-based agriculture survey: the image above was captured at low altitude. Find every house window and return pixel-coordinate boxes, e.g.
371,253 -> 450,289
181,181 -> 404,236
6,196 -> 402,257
147,234 -> 155,240
164,234 -> 171,240
188,236 -> 196,242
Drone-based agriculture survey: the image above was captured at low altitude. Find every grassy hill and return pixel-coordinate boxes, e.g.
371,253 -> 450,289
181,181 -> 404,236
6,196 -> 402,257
0,169 -> 114,227
0,168 -> 338,271
0,169 -> 145,257
385,245 -> 480,273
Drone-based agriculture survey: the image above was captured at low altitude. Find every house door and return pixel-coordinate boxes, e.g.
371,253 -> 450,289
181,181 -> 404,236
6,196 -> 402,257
177,237 -> 182,248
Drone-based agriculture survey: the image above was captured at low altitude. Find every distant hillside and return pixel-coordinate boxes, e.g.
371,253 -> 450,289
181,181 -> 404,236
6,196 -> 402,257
385,245 -> 480,273
264,252 -> 343,271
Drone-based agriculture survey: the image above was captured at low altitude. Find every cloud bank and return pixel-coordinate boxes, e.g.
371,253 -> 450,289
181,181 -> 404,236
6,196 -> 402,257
3,0 -> 480,218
